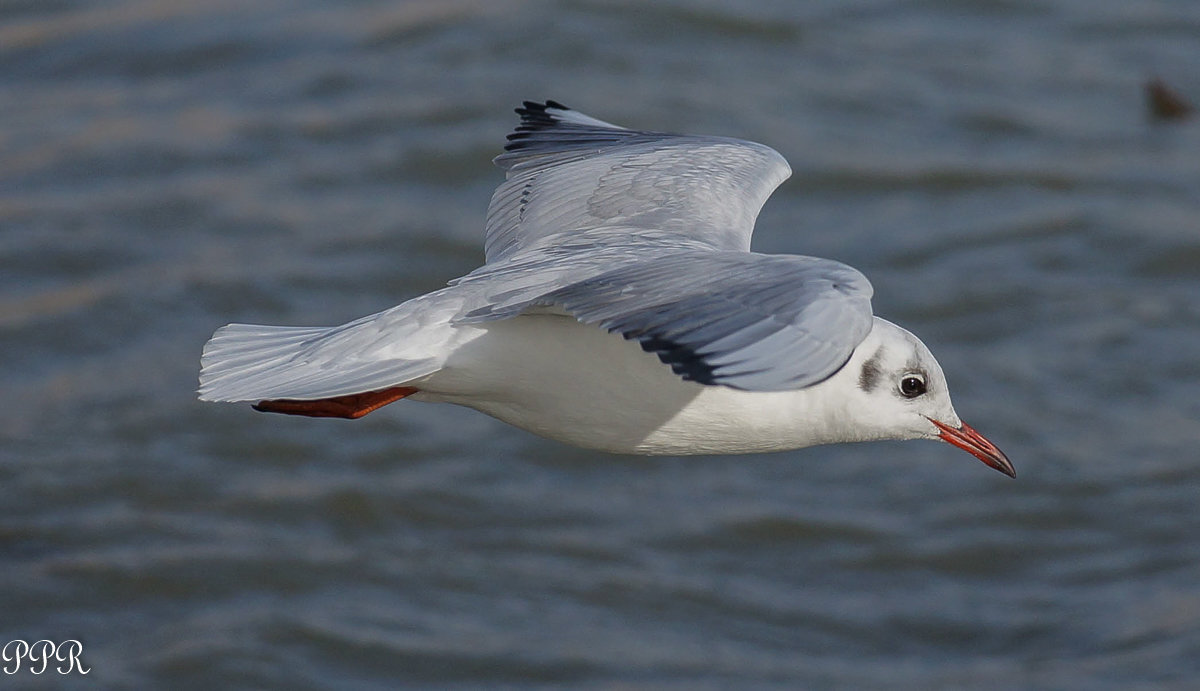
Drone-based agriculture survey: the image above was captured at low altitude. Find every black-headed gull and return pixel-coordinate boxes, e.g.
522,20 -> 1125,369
199,100 -> 1014,477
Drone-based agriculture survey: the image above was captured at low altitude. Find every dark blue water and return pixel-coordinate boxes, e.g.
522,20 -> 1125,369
3,1 -> 1200,688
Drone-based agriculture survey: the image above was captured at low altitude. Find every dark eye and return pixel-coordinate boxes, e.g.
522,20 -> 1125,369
899,375 -> 926,398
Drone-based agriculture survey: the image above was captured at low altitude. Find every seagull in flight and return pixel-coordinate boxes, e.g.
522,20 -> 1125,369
199,100 -> 1014,477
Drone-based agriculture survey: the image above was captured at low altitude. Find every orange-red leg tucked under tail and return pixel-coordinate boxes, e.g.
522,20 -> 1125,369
253,386 -> 419,419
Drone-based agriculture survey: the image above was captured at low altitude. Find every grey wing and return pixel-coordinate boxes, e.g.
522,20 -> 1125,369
484,101 -> 792,263
534,251 -> 874,391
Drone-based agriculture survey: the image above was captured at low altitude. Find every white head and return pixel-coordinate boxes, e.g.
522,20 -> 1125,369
829,317 -> 1014,477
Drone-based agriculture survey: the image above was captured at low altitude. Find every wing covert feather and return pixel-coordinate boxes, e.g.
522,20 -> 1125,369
489,251 -> 876,391
543,252 -> 873,390
485,101 -> 791,263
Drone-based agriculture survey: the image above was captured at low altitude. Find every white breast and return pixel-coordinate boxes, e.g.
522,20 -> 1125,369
411,314 -> 857,455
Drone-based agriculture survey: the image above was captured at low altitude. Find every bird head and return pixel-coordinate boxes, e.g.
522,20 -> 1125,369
843,318 -> 1015,478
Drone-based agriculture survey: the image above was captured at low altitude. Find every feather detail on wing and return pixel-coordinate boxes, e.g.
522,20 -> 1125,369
541,252 -> 873,390
460,250 -> 874,391
484,101 -> 791,263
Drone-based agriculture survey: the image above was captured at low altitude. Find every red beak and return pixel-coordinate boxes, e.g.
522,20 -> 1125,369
928,418 -> 1015,478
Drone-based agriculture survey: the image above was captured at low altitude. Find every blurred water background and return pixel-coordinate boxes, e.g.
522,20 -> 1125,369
3,0 -> 1200,688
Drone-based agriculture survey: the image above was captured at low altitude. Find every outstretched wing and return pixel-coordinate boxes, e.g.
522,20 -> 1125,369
484,100 -> 792,263
461,249 -> 874,391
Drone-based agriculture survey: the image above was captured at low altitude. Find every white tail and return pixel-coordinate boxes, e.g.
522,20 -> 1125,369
198,322 -> 438,403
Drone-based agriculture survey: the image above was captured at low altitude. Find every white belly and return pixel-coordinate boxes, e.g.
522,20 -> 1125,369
410,314 -> 838,455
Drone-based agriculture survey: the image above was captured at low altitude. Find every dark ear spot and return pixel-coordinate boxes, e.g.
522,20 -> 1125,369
858,348 -> 883,392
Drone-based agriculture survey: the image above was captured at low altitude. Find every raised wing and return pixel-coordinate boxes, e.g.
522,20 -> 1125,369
466,250 -> 874,391
484,100 -> 792,263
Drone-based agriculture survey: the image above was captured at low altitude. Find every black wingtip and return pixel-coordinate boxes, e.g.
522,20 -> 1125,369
496,99 -> 631,162
634,334 -> 718,386
513,100 -> 572,130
